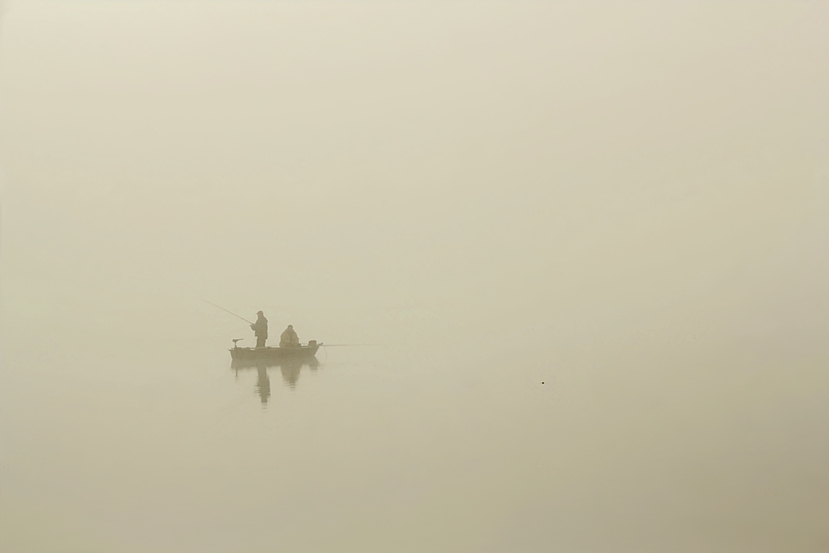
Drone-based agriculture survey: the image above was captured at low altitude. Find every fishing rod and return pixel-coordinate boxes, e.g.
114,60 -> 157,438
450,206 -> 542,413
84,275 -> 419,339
197,298 -> 379,345
197,297 -> 254,325
322,344 -> 382,347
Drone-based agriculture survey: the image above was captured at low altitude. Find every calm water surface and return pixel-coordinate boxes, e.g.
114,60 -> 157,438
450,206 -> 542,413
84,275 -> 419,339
2,2 -> 829,552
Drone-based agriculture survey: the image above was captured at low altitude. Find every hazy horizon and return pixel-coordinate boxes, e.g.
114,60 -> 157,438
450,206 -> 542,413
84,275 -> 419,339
1,2 -> 828,552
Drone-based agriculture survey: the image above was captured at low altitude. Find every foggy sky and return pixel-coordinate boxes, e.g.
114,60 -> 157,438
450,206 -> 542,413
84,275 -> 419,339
1,2 -> 828,552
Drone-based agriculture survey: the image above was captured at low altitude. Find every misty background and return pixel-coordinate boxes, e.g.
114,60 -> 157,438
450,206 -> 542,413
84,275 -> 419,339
1,2 -> 828,552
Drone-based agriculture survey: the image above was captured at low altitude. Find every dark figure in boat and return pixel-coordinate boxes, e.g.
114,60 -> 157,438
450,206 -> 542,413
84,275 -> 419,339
250,311 -> 268,348
280,324 -> 300,347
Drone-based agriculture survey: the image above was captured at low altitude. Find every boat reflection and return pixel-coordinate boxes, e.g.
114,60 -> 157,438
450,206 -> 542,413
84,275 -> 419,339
231,356 -> 320,405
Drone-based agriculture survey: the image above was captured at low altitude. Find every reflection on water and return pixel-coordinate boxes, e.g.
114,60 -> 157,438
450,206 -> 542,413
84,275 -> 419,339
231,356 -> 321,405
255,367 -> 270,404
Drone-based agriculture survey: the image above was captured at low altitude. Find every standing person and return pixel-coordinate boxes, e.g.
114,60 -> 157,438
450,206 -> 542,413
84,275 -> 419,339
280,324 -> 300,347
251,311 -> 268,348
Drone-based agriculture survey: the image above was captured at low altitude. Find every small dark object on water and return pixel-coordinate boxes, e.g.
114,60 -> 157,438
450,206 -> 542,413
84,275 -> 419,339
542,381 -> 545,384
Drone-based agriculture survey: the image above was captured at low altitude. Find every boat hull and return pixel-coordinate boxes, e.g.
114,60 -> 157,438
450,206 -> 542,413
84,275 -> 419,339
229,343 -> 321,362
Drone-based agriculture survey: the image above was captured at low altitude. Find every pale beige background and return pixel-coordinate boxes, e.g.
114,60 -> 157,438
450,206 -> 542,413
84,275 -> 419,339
1,2 -> 828,552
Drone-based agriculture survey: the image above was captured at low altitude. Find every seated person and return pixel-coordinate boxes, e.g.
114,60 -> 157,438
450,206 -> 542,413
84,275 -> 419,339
279,324 -> 300,347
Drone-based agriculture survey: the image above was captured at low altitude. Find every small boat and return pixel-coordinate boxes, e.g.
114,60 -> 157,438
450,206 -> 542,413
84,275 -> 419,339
229,340 -> 322,362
